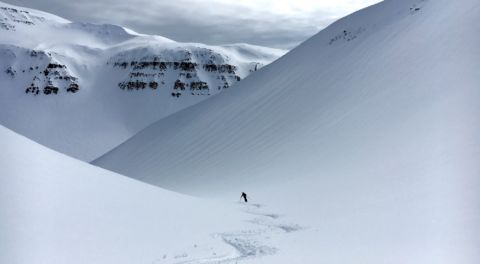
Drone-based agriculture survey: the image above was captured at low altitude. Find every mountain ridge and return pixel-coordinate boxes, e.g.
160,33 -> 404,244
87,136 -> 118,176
0,1 -> 286,161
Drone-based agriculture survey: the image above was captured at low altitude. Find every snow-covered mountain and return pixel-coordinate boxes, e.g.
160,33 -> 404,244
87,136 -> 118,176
0,1 -> 286,161
94,0 -> 480,262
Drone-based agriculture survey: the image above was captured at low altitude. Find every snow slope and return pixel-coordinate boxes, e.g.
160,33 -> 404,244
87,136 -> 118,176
1,124 -> 310,264
0,1 -> 286,162
95,0 -> 480,262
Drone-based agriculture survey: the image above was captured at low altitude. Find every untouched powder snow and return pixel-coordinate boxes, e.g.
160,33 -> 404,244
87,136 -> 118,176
0,1 -> 286,162
95,0 -> 480,262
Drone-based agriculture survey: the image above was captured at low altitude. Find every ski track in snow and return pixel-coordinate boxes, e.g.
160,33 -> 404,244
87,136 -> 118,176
170,203 -> 303,264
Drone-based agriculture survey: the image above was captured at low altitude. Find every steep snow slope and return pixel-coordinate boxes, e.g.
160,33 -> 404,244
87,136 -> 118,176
0,1 -> 286,161
95,0 -> 480,262
1,125 -> 319,264
1,124 -> 287,264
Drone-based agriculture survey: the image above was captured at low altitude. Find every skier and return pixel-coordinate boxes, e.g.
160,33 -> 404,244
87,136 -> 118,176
240,192 -> 248,203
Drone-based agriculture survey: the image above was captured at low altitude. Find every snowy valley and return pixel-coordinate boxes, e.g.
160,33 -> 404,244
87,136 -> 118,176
2,0 -> 480,263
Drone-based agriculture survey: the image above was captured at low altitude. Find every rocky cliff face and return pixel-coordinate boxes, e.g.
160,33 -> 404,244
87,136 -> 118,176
110,48 -> 256,98
0,44 -> 261,98
1,47 -> 80,95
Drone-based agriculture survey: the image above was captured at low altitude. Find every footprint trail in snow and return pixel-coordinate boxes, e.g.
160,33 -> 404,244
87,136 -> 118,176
170,203 -> 304,264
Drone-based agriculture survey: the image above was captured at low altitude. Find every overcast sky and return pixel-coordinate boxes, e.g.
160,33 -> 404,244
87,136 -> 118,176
5,0 -> 381,49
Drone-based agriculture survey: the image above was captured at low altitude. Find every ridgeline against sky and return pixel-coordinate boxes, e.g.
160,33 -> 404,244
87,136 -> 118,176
3,0 -> 381,48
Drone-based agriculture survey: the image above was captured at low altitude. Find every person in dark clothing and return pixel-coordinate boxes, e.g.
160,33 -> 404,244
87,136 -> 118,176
240,192 -> 248,203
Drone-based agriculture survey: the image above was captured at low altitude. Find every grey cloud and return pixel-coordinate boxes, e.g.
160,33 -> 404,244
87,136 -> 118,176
4,0 -> 340,48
